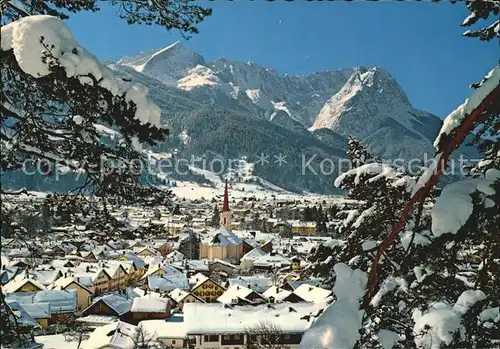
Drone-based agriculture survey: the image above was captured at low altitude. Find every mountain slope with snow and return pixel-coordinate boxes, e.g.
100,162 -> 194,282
118,42 -> 205,87
310,67 -> 442,159
111,45 -> 480,193
2,42 -> 478,195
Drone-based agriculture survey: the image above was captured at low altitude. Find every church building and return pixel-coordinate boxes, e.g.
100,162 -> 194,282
199,181 -> 244,262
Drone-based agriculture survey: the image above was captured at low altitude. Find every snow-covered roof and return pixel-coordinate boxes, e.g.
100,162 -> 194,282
227,276 -> 272,293
28,270 -> 61,286
168,288 -> 190,303
253,253 -> 291,268
292,284 -> 332,303
165,250 -> 185,261
144,263 -> 184,278
139,314 -> 187,339
285,278 -> 324,290
49,276 -> 93,294
240,247 -> 266,261
262,286 -> 293,302
90,295 -> 131,316
147,274 -> 189,292
175,259 -> 209,272
5,300 -> 40,328
212,258 -> 238,269
18,302 -> 51,319
7,290 -> 77,313
51,259 -> 73,269
131,296 -> 169,313
76,315 -> 117,325
217,285 -> 256,304
189,273 -> 208,288
83,321 -> 138,349
183,302 -> 324,335
34,290 -> 77,313
3,275 -> 47,293
202,227 -> 243,246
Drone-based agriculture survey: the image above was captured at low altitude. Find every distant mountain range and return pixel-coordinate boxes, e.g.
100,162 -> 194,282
3,42 -> 478,195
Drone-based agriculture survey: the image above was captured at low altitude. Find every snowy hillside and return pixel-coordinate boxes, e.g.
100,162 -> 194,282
170,157 -> 298,200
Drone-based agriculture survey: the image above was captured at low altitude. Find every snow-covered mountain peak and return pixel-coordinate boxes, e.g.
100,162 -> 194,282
352,66 -> 411,106
310,66 -> 438,155
118,41 -> 205,86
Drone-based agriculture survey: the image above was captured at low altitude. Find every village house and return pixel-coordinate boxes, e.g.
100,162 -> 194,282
50,276 -> 94,311
190,274 -> 225,303
129,296 -> 172,324
1,238 -> 25,250
253,252 -> 292,271
208,259 -> 239,277
262,286 -> 305,303
217,284 -> 266,306
292,284 -> 332,303
225,276 -> 273,294
3,275 -> 46,293
75,263 -> 113,295
183,302 -> 326,349
82,294 -> 132,322
140,314 -> 187,348
290,221 -> 317,235
18,303 -> 51,329
169,288 -> 205,310
6,289 -> 78,325
4,300 -> 43,349
104,262 -> 129,291
28,269 -> 64,288
136,246 -> 160,257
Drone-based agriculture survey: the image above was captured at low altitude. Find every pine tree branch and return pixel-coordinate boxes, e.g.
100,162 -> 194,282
0,0 -> 30,17
362,83 -> 500,307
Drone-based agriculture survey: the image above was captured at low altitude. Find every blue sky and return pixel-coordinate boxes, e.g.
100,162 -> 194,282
66,2 -> 498,118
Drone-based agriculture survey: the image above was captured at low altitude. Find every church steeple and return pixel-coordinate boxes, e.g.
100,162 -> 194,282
222,180 -> 229,212
220,179 -> 232,229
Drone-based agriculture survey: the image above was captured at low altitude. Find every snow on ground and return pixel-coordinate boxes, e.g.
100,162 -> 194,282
168,157 -> 303,200
35,334 -> 88,349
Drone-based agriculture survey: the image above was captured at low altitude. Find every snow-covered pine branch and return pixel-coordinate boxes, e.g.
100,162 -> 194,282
1,15 -> 173,256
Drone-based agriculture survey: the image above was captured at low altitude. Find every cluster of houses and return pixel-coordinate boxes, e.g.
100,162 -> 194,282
1,186 -> 349,348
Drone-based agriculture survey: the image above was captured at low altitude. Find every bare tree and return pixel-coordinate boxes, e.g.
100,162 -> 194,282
244,321 -> 286,349
112,324 -> 162,349
128,325 -> 162,349
63,318 -> 92,349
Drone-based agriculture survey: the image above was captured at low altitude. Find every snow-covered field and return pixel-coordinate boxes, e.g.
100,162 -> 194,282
35,334 -> 88,349
169,180 -> 301,200
167,157 -> 307,200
